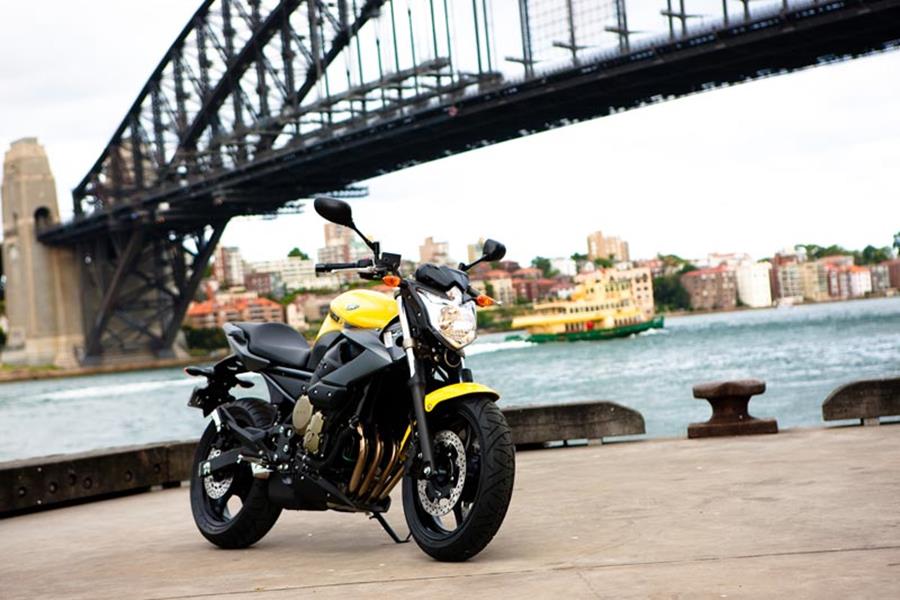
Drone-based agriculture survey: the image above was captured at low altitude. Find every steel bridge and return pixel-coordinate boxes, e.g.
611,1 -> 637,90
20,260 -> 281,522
36,0 -> 900,361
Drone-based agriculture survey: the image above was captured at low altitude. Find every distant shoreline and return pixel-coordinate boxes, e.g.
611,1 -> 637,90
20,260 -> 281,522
1,296 -> 895,383
0,353 -> 226,384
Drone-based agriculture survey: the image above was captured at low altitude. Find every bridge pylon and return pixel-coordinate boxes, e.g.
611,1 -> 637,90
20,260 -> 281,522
1,138 -> 84,367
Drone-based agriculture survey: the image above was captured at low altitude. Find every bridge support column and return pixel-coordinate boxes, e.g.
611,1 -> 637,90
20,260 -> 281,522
1,138 -> 84,367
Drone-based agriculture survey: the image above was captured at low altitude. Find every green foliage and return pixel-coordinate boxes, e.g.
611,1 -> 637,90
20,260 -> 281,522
795,242 -> 894,266
484,281 -> 495,297
653,275 -> 691,312
531,256 -> 558,277
288,247 -> 310,260
0,326 -> 6,349
570,252 -> 588,263
182,326 -> 227,351
858,245 -> 892,265
593,257 -> 613,268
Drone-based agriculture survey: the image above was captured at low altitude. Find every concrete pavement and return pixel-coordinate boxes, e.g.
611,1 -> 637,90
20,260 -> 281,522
2,425 -> 899,599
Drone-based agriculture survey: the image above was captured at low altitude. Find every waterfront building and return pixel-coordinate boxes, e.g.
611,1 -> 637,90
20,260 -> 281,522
419,236 -> 452,265
774,264 -> 803,300
882,259 -> 900,289
587,230 -> 630,262
550,257 -> 578,277
735,261 -> 773,308
186,293 -> 284,329
799,262 -> 829,302
680,266 -> 737,310
826,264 -> 872,298
213,245 -> 245,288
870,264 -> 890,293
848,266 -> 873,297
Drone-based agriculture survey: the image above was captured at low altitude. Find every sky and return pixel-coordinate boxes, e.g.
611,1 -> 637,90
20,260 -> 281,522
1,1 -> 898,267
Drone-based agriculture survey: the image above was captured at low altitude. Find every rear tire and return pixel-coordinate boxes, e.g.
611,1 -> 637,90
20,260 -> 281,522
402,397 -> 515,561
190,398 -> 282,549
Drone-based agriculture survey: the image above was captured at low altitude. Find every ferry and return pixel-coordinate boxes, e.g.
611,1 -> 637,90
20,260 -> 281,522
507,270 -> 664,343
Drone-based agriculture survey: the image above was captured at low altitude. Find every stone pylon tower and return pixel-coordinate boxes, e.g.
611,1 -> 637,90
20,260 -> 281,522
1,138 -> 83,367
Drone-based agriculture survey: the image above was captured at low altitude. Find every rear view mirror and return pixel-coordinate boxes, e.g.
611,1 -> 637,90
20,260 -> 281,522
314,197 -> 355,228
482,239 -> 506,262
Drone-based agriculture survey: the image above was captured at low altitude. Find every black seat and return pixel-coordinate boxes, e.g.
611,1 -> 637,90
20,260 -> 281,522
233,322 -> 311,369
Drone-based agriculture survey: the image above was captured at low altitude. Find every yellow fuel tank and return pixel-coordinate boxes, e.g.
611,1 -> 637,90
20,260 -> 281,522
316,289 -> 398,340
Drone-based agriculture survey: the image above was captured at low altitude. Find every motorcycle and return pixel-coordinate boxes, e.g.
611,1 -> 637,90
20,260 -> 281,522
185,197 -> 515,561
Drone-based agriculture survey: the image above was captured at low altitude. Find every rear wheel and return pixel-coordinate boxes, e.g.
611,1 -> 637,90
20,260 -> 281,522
189,398 -> 282,548
402,397 -> 515,561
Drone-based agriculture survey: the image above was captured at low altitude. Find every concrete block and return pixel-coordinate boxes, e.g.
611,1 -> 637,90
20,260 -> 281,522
502,401 -> 645,446
0,441 -> 194,516
822,378 -> 900,424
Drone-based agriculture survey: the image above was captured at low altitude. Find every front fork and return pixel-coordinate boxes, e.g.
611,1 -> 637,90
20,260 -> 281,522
397,294 -> 435,478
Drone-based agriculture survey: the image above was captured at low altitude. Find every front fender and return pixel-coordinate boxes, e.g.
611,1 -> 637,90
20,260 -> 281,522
424,382 -> 499,412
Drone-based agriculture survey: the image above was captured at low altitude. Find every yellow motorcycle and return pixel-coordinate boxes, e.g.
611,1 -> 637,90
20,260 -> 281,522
186,197 -> 514,561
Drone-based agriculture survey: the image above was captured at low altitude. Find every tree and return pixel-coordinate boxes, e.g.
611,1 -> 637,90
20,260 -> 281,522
531,256 -> 558,278
288,247 -> 310,260
570,252 -> 588,262
859,245 -> 892,265
653,275 -> 691,312
593,257 -> 613,268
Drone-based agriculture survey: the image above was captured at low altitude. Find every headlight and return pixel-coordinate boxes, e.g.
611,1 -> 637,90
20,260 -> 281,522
417,287 -> 477,349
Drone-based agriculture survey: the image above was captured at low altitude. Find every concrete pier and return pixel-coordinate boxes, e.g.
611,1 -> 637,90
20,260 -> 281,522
2,425 -> 898,599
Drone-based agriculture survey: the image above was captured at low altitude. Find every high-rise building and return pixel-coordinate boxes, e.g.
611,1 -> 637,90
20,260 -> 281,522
735,261 -> 773,308
587,230 -> 630,262
420,236 -> 451,265
213,245 -> 245,288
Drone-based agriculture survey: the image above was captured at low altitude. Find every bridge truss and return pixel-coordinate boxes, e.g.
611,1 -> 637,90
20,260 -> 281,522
38,0 -> 900,360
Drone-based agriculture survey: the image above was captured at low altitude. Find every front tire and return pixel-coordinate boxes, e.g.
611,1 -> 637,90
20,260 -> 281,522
402,396 -> 515,561
190,398 -> 282,549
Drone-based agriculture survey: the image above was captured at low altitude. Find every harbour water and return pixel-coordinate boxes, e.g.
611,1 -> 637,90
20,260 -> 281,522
1,297 -> 897,462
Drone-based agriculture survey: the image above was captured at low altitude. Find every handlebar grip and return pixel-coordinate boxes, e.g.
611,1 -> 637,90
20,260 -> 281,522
315,258 -> 374,273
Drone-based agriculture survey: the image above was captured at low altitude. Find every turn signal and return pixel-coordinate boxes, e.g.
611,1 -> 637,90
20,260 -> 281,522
383,275 -> 401,287
475,294 -> 496,307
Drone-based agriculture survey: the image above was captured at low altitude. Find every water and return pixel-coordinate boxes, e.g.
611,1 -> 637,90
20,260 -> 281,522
1,298 -> 897,461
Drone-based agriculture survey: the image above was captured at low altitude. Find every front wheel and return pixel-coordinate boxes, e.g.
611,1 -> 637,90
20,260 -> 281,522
402,396 -> 515,561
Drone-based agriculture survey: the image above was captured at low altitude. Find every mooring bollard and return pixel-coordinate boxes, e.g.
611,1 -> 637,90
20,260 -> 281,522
688,379 -> 778,439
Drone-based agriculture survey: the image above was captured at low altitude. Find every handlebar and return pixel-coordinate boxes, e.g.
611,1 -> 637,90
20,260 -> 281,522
315,258 -> 374,273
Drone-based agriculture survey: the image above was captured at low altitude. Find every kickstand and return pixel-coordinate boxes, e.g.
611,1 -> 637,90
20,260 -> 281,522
369,512 -> 411,544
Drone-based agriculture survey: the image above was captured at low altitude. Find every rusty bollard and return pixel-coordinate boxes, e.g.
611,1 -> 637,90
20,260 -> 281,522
688,379 -> 778,439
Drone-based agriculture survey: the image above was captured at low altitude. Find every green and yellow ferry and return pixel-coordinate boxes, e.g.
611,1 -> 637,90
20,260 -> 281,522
508,271 -> 664,343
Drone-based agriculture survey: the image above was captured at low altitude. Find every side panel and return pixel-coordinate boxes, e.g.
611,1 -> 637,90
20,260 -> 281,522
424,383 -> 500,412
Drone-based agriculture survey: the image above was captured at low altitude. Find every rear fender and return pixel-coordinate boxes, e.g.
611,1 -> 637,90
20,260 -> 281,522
424,382 -> 499,413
